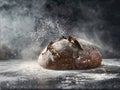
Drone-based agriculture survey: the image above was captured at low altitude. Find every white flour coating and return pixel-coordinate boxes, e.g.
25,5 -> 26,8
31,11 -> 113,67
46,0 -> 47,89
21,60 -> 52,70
52,39 -> 69,51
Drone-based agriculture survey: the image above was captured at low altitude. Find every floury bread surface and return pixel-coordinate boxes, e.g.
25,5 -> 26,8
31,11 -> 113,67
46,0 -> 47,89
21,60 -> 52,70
38,36 -> 102,70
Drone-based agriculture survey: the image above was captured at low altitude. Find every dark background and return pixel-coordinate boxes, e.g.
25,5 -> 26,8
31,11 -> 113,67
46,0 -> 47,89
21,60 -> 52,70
0,0 -> 120,59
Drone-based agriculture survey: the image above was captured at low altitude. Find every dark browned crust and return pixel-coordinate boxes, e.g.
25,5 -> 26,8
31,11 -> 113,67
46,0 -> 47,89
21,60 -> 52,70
42,41 -> 60,58
68,36 -> 83,50
43,51 -> 102,70
42,41 -> 54,55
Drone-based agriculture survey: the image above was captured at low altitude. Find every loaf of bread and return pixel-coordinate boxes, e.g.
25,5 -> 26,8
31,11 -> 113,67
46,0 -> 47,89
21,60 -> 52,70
38,36 -> 102,70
